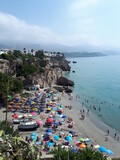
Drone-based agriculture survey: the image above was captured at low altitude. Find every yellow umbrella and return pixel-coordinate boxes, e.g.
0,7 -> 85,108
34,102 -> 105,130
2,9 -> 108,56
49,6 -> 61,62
47,108 -> 51,111
32,108 -> 37,111
31,101 -> 35,104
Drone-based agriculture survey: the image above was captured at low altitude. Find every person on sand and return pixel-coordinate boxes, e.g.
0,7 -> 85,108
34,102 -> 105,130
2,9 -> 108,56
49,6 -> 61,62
117,136 -> 119,142
107,129 -> 109,136
114,133 -> 117,139
105,136 -> 108,141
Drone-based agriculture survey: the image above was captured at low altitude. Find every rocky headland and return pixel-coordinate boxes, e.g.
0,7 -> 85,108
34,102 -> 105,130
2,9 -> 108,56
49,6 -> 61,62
0,50 -> 73,92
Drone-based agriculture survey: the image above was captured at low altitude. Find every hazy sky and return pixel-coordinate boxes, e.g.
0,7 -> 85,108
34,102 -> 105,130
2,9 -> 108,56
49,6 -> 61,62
0,0 -> 120,48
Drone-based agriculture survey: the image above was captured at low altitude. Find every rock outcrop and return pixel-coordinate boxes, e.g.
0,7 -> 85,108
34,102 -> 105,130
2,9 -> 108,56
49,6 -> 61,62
57,76 -> 74,86
54,86 -> 63,92
59,61 -> 71,71
64,87 -> 73,93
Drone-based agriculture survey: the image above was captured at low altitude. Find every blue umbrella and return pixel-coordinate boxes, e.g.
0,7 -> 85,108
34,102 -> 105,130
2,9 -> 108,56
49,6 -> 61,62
69,131 -> 76,135
46,128 -> 52,133
54,135 -> 60,140
99,146 -> 107,153
62,115 -> 66,119
35,142 -> 41,145
65,136 -> 72,142
106,150 -> 114,155
47,132 -> 53,136
55,122 -> 59,126
47,141 -> 55,147
30,132 -> 37,141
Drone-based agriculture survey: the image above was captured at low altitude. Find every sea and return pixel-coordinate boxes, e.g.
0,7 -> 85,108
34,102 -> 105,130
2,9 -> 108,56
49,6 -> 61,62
65,55 -> 120,133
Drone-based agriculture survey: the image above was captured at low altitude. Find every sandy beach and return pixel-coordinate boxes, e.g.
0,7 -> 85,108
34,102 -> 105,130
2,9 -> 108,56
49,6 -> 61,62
0,88 -> 120,158
60,91 -> 120,157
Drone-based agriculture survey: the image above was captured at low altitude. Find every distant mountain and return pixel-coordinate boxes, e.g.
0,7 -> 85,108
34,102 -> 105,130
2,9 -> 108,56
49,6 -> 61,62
64,52 -> 106,58
0,44 -> 10,49
0,42 -> 120,56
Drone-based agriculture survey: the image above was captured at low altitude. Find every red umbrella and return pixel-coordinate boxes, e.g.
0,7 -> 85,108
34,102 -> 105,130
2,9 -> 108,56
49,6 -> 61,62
46,118 -> 53,123
12,114 -> 18,118
58,110 -> 63,113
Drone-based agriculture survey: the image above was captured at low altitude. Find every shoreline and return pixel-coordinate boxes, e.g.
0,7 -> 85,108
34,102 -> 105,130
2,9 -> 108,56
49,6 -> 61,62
59,91 -> 120,157
0,87 -> 120,157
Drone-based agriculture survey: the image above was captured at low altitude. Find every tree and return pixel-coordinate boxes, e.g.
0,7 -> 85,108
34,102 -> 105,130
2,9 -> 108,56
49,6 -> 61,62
0,129 -> 40,160
53,146 -> 107,160
0,73 -> 24,123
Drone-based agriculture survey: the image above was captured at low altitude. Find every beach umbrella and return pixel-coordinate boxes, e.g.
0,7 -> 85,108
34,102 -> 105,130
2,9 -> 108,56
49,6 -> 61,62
47,108 -> 51,111
65,136 -> 72,142
46,118 -> 53,123
15,98 -> 20,103
8,105 -> 12,109
54,135 -> 60,141
47,132 -> 53,136
84,138 -> 91,143
9,102 -> 14,105
12,114 -> 18,119
31,101 -> 35,105
47,141 -> 54,147
59,132 -> 64,137
106,150 -> 114,155
54,121 -> 59,126
30,132 -> 37,141
79,143 -> 86,148
31,112 -> 36,116
76,141 -> 80,147
69,131 -> 76,135
28,114 -> 32,117
23,106 -> 29,109
32,116 -> 36,119
18,115 -> 23,119
32,107 -> 37,111
58,110 -> 63,114
79,138 -> 84,142
46,128 -> 52,133
99,146 -> 107,153
36,120 -> 43,125
62,115 -> 66,119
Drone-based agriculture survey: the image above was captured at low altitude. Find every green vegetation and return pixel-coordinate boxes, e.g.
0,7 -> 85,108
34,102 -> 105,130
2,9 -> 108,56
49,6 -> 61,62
16,62 -> 38,78
53,146 -> 107,160
0,72 -> 24,100
0,127 -> 40,160
0,121 -> 19,137
0,72 -> 24,122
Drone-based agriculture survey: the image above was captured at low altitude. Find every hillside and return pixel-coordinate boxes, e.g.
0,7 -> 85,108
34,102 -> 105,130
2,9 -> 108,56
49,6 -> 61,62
64,52 -> 106,58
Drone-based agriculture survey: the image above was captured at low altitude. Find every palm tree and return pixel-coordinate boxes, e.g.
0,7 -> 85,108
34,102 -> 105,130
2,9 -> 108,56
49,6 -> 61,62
53,146 -> 107,160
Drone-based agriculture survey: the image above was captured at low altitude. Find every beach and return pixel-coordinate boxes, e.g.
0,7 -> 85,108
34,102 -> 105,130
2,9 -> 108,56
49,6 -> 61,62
60,91 -> 120,157
0,88 -> 120,158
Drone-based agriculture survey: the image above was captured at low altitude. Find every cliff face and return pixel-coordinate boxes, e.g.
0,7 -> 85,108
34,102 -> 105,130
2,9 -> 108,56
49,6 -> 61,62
24,64 -> 62,88
0,59 -> 9,73
0,55 -> 71,88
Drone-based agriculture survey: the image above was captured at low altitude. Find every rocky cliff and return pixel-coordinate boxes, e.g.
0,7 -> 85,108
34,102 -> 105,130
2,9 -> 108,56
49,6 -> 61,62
24,64 -> 62,88
0,54 -> 71,88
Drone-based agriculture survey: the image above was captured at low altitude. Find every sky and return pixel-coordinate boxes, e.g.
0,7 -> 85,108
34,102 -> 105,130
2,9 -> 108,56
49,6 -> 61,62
0,0 -> 120,49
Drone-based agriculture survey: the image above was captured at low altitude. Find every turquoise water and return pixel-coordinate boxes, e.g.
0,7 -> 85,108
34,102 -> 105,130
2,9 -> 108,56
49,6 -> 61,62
65,55 -> 120,132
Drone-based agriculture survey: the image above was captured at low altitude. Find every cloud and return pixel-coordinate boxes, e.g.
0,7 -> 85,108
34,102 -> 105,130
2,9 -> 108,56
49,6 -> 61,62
0,12 -> 98,47
0,12 -> 62,44
69,0 -> 99,11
